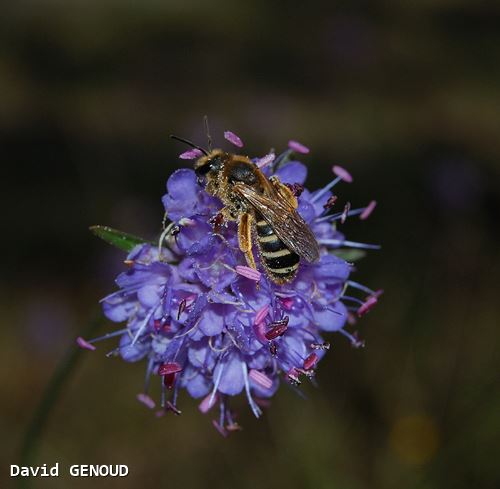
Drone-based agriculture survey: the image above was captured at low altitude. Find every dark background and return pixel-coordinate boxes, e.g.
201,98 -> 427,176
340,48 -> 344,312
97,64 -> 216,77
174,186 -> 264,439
2,1 -> 499,488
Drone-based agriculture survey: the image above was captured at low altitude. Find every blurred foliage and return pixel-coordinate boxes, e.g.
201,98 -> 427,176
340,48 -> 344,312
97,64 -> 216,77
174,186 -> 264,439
1,1 -> 499,488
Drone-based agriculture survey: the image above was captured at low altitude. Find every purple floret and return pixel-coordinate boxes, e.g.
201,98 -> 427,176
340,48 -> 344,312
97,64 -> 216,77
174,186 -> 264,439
82,138 -> 381,434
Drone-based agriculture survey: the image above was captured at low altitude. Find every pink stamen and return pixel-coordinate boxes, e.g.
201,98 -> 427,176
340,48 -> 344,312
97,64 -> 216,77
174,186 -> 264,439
224,130 -> 244,148
288,140 -> 310,154
280,297 -> 294,311
136,393 -> 156,409
76,337 -> 96,351
199,393 -> 218,413
253,321 -> 268,343
158,362 -> 182,375
254,304 -> 270,325
255,398 -> 271,408
249,369 -> 273,390
236,265 -> 261,282
212,420 -> 228,437
179,148 -> 203,160
357,296 -> 378,317
360,200 -> 377,220
303,353 -> 319,371
256,153 -> 275,168
265,317 -> 289,340
332,165 -> 353,183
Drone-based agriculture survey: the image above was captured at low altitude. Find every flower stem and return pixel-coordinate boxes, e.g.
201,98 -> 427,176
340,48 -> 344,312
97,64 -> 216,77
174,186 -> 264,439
18,314 -> 102,489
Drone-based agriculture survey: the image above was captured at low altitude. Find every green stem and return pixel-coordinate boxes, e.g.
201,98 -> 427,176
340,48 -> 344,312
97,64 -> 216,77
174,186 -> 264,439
19,315 -> 102,489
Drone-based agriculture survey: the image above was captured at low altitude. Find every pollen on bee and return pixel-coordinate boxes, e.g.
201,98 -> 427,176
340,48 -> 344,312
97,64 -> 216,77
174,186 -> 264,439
285,182 -> 305,197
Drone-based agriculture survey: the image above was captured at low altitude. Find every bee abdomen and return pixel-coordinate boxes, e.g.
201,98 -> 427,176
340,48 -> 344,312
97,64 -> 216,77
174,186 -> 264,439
255,218 -> 299,283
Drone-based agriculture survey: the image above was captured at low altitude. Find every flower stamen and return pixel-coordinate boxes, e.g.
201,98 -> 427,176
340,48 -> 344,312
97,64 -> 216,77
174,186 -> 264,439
136,393 -> 156,409
235,265 -> 261,282
264,317 -> 289,340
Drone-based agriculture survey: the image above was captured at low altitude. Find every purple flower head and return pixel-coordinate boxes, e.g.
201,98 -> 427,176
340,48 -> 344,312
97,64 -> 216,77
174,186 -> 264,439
83,134 -> 381,435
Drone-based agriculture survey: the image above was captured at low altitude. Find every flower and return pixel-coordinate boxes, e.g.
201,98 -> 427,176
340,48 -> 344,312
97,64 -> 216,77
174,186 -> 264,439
81,133 -> 381,435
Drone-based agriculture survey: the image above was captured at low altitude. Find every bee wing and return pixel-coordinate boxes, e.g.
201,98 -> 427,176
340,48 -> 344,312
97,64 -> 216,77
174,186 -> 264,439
234,183 -> 320,262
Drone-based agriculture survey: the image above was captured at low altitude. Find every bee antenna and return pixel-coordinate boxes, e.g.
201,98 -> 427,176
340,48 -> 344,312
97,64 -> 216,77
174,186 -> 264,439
204,115 -> 213,152
169,135 -> 209,156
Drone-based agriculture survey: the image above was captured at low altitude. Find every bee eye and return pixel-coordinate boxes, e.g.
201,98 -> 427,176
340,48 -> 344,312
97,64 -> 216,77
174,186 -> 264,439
195,156 -> 222,176
195,162 -> 211,176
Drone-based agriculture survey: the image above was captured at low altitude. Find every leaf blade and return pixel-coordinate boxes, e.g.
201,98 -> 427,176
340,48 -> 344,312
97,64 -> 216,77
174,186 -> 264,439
89,225 -> 148,252
331,249 -> 367,262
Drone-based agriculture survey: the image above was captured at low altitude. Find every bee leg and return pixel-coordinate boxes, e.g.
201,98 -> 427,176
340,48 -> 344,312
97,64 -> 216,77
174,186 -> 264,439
269,176 -> 298,209
238,212 -> 257,270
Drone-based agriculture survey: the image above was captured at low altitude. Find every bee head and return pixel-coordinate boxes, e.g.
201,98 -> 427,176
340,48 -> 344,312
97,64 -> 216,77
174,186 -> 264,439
194,150 -> 225,177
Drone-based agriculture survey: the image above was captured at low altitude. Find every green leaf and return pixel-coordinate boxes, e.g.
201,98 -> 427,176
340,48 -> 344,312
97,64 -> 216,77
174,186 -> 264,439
331,249 -> 367,262
89,225 -> 148,252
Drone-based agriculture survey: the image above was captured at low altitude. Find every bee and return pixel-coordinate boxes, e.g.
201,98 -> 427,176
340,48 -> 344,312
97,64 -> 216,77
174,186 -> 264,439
171,136 -> 320,284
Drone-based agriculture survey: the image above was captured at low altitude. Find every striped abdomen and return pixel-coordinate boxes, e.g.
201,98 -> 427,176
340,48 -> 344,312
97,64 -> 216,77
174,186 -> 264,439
255,214 -> 300,284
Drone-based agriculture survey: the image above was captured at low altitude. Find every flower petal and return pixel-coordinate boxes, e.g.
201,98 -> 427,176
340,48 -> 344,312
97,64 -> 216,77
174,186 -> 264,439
162,169 -> 201,221
198,303 -> 225,336
313,301 -> 347,332
119,332 -> 150,362
275,161 -> 308,185
214,353 -> 245,395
